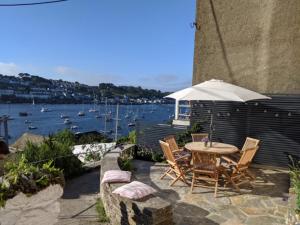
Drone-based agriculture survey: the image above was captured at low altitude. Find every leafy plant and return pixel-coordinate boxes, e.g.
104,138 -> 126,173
288,155 -> 300,213
22,135 -> 83,178
117,130 -> 136,145
96,198 -> 110,223
84,151 -> 102,162
119,157 -> 133,171
176,122 -> 203,147
0,155 -> 63,208
134,147 -> 164,162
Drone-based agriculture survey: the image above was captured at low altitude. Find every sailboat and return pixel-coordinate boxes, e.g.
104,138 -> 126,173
124,105 -> 130,119
41,106 -> 50,112
60,114 -> 69,119
78,111 -> 85,116
78,102 -> 85,116
32,95 -> 35,106
64,118 -> 72,125
89,94 -> 98,113
28,125 -> 37,130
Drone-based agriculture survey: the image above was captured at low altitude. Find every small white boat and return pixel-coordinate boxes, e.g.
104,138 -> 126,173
60,114 -> 69,119
71,125 -> 79,130
41,107 -> 50,112
88,108 -> 98,113
124,114 -> 129,119
128,123 -> 135,127
78,111 -> 85,116
28,125 -> 37,130
24,120 -> 31,124
95,114 -> 101,118
64,119 -> 72,125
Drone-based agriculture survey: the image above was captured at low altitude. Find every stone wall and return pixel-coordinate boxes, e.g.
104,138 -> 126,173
193,0 -> 300,94
100,145 -> 173,225
286,188 -> 300,225
0,184 -> 63,225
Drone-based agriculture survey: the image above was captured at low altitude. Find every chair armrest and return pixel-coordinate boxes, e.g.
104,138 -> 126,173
173,150 -> 182,153
221,156 -> 238,165
175,154 -> 190,162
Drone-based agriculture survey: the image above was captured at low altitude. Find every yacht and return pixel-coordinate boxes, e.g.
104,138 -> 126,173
41,107 -> 50,112
88,108 -> 98,113
28,125 -> 37,130
70,125 -> 79,130
78,111 -> 85,116
60,114 -> 69,119
24,120 -> 31,124
64,119 -> 72,125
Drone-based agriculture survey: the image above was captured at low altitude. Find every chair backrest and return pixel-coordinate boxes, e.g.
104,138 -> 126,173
192,151 -> 217,171
159,140 -> 176,164
191,133 -> 209,142
164,135 -> 180,152
241,137 -> 260,152
238,146 -> 259,168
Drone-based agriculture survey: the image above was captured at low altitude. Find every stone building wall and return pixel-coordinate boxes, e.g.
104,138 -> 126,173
193,0 -> 300,94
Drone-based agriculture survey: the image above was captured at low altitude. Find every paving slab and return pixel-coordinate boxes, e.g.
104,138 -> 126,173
132,160 -> 290,225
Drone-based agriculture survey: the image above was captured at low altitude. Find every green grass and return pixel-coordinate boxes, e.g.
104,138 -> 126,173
96,198 -> 110,223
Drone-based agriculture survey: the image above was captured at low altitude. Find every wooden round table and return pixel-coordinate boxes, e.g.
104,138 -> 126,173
184,142 -> 238,155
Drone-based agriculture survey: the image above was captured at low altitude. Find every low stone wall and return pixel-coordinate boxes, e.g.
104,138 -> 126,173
100,145 -> 173,225
286,188 -> 300,225
0,184 -> 63,225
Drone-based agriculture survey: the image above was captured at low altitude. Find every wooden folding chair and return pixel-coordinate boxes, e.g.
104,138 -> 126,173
191,133 -> 209,142
159,140 -> 191,186
221,146 -> 259,191
191,151 -> 220,197
164,135 -> 191,160
164,135 -> 182,153
229,137 -> 260,161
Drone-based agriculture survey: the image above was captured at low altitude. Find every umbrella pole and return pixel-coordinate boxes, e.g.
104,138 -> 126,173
209,113 -> 213,147
209,102 -> 215,147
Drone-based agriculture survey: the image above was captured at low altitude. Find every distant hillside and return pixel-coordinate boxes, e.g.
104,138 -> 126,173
0,73 -> 171,104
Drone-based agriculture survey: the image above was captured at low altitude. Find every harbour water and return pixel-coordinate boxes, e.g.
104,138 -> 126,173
0,104 -> 175,143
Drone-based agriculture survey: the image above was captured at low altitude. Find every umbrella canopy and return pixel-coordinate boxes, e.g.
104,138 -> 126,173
165,79 -> 271,102
165,79 -> 271,147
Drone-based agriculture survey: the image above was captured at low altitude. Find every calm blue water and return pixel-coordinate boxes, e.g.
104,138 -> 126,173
0,104 -> 175,143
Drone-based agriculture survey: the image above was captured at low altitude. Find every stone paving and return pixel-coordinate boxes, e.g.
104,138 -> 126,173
56,169 -> 102,225
132,160 -> 290,225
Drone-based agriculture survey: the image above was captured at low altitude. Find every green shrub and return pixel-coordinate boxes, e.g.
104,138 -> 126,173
50,129 -> 76,146
117,130 -> 136,145
119,157 -> 133,171
84,151 -> 102,162
22,137 -> 83,178
96,198 -> 110,223
289,155 -> 300,213
75,133 -> 112,145
135,147 -> 164,162
177,122 -> 203,147
0,155 -> 64,208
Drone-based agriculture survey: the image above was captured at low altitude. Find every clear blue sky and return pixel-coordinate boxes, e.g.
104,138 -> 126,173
0,0 -> 196,91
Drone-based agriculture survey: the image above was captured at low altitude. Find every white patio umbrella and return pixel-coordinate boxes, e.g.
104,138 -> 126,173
165,79 -> 271,146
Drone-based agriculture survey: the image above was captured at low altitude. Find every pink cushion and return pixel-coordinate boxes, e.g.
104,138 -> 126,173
101,170 -> 131,184
112,181 -> 156,200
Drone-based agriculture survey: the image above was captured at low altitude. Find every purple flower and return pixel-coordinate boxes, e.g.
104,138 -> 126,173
202,137 -> 209,142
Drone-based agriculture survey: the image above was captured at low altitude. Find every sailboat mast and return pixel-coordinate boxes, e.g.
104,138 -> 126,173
104,97 -> 107,133
115,104 -> 119,141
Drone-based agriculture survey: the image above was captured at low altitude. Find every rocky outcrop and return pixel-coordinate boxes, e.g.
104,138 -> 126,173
0,184 -> 63,225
